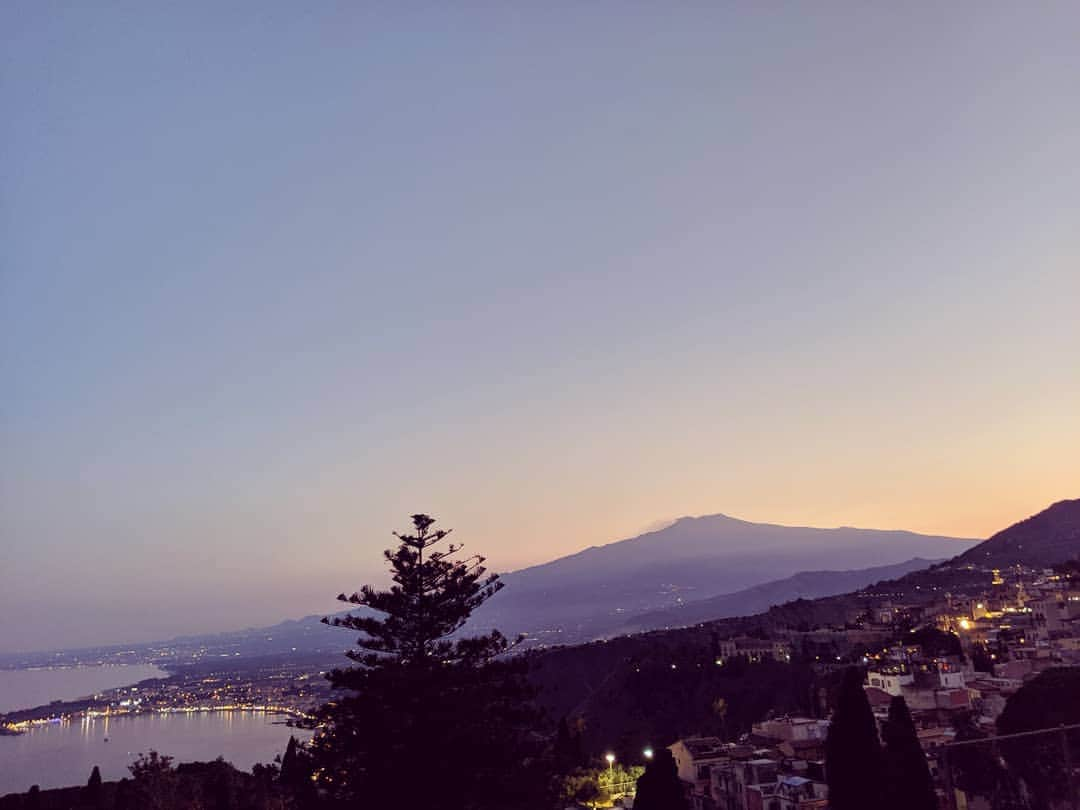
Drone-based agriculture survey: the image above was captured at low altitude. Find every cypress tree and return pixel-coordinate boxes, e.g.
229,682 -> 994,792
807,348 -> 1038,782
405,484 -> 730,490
85,765 -> 104,807
278,736 -> 299,786
308,514 -> 547,810
825,667 -> 885,810
277,734 -> 315,807
634,749 -> 687,810
882,696 -> 936,810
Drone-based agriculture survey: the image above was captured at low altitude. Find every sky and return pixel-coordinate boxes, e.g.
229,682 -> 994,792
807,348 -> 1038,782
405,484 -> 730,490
2,3 -> 1078,653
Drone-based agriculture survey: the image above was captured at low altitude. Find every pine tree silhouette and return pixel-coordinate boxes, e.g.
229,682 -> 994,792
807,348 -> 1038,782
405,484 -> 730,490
307,514 -> 548,810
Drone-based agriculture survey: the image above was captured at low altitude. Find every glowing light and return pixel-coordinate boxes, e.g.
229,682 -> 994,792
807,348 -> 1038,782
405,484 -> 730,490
959,619 -> 971,630
643,747 -> 654,760
606,753 -> 615,764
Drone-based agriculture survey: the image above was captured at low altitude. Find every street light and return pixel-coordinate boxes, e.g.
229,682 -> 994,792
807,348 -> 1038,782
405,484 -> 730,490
605,752 -> 615,778
643,747 -> 654,760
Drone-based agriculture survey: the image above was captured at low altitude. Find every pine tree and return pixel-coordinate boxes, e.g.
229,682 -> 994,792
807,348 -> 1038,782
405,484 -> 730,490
882,696 -> 936,810
308,514 -> 548,810
825,667 -> 885,810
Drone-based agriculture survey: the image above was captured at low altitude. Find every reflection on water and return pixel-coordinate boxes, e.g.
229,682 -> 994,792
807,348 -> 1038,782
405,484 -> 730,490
0,711 -> 312,795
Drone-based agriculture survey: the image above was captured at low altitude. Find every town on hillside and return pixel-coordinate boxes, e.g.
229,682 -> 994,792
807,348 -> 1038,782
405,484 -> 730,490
652,558 -> 1080,810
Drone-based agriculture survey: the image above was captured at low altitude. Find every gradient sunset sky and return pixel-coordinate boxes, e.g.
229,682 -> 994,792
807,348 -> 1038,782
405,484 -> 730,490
2,4 -> 1078,652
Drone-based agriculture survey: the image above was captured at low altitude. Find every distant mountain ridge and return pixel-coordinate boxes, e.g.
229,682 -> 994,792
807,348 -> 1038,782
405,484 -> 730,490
469,513 -> 976,643
954,498 -> 1080,568
1,512 -> 981,665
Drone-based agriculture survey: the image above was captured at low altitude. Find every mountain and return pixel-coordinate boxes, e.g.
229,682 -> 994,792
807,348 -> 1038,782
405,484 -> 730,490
611,557 -> 939,635
526,502 -> 1075,753
3,513 -> 978,666
954,498 -> 1080,568
469,513 -> 976,643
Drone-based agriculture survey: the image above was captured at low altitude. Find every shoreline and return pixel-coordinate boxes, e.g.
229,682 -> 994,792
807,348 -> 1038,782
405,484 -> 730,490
2,704 -> 313,736
0,665 -> 174,723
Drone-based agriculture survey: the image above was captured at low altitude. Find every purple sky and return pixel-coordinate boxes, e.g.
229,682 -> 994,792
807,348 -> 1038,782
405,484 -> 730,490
2,4 -> 1078,652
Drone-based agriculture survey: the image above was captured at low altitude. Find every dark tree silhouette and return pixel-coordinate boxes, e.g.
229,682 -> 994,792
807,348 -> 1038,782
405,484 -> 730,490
904,626 -> 963,659
129,751 -> 179,810
84,765 -> 104,807
308,514 -> 547,810
278,735 -> 304,787
970,643 -> 994,674
825,667 -> 885,810
634,749 -> 687,810
113,778 -> 135,810
882,696 -> 936,810
997,666 -> 1080,810
553,716 -> 586,774
949,711 -> 999,799
276,734 -> 315,807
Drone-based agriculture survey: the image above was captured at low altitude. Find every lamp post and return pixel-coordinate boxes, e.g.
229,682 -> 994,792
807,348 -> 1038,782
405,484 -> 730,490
605,752 -> 615,779
643,747 -> 653,761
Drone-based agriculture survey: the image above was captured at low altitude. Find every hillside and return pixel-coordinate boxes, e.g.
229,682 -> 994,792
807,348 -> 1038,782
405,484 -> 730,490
613,557 -> 938,635
525,499 -> 1076,754
954,498 -> 1080,568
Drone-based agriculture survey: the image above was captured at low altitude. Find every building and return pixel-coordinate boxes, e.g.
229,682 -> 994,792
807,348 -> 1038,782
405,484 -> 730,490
716,638 -> 792,664
866,667 -> 913,696
670,736 -> 729,809
751,717 -> 829,744
745,775 -> 828,810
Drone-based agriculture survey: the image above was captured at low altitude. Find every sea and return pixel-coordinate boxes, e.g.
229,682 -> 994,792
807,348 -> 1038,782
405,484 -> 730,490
0,665 -> 310,796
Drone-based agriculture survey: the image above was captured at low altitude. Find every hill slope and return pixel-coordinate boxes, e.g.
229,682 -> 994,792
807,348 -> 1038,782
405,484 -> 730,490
613,557 -> 938,635
526,500 -> 1077,754
954,498 -> 1080,568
